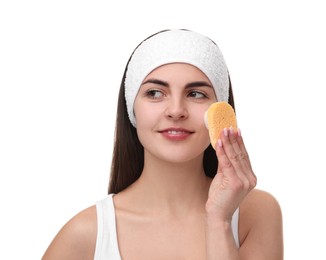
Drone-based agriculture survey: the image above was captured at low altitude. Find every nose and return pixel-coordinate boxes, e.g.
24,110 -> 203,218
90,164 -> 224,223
165,97 -> 188,120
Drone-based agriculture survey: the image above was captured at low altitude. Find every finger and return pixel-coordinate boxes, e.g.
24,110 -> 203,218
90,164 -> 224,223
235,129 -> 257,189
229,127 -> 252,173
235,128 -> 252,170
228,127 -> 244,160
216,132 -> 243,182
215,139 -> 247,192
216,137 -> 236,176
220,127 -> 257,191
219,128 -> 247,179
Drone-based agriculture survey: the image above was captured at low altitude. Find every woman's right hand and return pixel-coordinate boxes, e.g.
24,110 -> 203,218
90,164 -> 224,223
206,127 -> 257,222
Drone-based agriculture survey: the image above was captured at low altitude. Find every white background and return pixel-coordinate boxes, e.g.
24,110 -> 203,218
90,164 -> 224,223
1,0 -> 325,259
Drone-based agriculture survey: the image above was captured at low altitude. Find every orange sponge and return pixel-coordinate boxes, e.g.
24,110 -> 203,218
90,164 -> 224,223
204,102 -> 237,149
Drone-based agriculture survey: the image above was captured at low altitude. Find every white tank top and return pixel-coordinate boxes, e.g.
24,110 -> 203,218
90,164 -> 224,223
94,194 -> 240,260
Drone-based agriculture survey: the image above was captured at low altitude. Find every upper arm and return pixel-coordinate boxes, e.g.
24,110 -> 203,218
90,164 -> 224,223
239,189 -> 283,260
42,205 -> 97,260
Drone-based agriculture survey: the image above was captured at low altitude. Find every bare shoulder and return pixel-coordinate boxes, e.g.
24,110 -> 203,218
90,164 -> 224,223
241,189 -> 282,217
239,189 -> 283,259
42,205 -> 97,260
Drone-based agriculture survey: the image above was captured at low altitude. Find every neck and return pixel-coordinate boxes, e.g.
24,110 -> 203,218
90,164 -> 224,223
125,151 -> 211,216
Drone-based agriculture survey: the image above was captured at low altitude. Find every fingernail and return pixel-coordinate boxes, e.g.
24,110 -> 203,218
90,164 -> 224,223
223,128 -> 228,137
230,126 -> 234,134
217,139 -> 222,148
237,128 -> 241,137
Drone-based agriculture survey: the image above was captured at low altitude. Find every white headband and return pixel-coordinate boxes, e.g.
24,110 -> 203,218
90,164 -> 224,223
125,29 -> 229,127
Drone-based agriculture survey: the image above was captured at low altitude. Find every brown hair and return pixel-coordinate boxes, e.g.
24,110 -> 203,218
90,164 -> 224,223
108,31 -> 235,194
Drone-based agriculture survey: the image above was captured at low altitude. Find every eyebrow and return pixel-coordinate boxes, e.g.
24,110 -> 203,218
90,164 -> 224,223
142,79 -> 169,87
142,78 -> 213,88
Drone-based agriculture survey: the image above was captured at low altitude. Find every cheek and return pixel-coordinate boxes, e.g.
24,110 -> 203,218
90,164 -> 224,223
192,107 -> 211,141
134,101 -> 160,129
191,106 -> 208,126
134,103 -> 161,150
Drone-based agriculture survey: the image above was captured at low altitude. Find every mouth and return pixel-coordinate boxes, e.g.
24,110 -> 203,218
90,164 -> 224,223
158,128 -> 194,140
159,127 -> 194,134
167,130 -> 190,134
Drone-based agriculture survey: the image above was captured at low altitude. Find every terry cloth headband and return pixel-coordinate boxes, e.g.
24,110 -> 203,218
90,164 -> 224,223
125,29 -> 229,127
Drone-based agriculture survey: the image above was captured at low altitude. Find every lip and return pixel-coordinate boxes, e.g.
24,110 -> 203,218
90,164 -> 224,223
158,127 -> 194,141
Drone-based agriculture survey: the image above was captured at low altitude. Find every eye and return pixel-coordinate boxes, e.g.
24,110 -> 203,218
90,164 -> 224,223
188,90 -> 207,99
145,89 -> 164,99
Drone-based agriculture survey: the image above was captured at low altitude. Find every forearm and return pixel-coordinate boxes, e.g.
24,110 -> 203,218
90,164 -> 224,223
205,213 -> 240,260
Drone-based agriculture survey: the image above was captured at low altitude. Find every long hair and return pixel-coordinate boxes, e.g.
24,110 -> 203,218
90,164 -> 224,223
108,32 -> 235,194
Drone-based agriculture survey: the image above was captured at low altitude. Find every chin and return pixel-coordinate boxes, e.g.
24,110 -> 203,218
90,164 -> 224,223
154,147 -> 205,164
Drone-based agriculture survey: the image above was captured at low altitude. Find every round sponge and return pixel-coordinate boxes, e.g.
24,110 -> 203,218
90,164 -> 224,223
204,102 -> 237,149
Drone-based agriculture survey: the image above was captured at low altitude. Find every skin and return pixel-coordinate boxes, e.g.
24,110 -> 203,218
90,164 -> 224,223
42,63 -> 283,259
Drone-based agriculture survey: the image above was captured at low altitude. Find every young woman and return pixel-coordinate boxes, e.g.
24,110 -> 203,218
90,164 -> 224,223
42,29 -> 283,259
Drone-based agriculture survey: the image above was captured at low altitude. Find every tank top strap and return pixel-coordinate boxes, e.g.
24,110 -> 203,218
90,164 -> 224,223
94,194 -> 121,260
231,208 -> 240,248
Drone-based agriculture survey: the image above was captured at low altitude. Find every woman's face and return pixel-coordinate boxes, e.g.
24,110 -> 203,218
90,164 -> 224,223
134,63 -> 217,164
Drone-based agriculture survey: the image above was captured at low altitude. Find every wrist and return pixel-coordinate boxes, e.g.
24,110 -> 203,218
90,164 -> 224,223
205,212 -> 240,260
206,212 -> 232,230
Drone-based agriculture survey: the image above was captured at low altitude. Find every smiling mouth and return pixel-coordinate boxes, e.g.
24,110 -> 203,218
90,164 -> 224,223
159,128 -> 194,134
158,128 -> 194,140
167,130 -> 189,135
